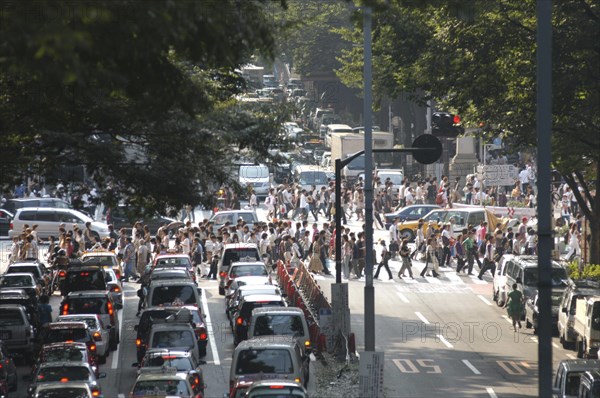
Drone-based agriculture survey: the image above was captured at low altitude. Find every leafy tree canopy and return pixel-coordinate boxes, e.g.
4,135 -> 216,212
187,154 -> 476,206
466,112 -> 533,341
0,0 -> 288,214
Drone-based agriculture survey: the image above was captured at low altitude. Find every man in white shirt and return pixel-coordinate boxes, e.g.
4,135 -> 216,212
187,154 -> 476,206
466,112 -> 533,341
519,167 -> 529,193
415,183 -> 424,204
405,187 -> 415,206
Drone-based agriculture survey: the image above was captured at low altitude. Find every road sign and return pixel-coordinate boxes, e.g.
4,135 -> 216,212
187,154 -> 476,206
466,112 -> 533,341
477,164 -> 518,186
359,351 -> 385,398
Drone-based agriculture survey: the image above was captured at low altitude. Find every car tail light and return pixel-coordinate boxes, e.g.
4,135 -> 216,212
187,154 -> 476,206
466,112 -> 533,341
305,340 -> 311,348
199,332 -> 207,341
60,377 -> 69,382
91,388 -> 101,397
93,332 -> 102,341
136,338 -> 142,347
61,304 -> 69,315
270,385 -> 285,389
107,302 -> 114,316
236,317 -> 243,326
9,222 -> 13,230
294,378 -> 301,383
89,343 -> 96,351
220,272 -> 227,278
58,270 -> 66,277
111,286 -> 121,293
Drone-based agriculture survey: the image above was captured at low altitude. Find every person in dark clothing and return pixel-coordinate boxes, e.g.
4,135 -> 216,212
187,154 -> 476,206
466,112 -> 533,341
374,241 -> 393,280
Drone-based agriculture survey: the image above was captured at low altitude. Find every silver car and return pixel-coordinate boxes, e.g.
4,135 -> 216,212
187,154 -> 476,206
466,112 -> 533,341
57,314 -> 111,364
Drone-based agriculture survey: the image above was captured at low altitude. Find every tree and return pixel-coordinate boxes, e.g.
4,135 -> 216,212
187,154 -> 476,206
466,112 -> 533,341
335,0 -> 599,263
0,0 -> 287,214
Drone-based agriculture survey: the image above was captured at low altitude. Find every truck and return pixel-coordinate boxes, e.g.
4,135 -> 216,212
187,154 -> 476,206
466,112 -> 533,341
330,131 -> 395,181
573,296 -> 600,359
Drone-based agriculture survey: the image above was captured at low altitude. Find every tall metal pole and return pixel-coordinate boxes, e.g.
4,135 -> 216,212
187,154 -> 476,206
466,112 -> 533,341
363,6 -> 375,353
335,158 -> 342,284
536,1 -> 552,396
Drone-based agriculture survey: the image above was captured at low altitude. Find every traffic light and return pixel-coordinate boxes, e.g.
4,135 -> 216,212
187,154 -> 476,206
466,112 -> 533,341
432,112 -> 465,138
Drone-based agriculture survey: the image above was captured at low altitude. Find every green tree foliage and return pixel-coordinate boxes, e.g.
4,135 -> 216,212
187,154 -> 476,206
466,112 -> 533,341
336,0 -> 599,263
276,0 -> 353,77
0,0 -> 287,214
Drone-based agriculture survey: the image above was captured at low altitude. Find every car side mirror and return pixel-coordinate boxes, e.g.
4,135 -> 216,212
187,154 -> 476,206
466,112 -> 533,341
98,372 -> 107,379
197,288 -> 203,296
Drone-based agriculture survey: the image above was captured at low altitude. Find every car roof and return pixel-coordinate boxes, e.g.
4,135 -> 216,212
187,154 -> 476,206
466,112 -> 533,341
252,307 -> 304,316
242,294 -> 284,302
150,323 -> 194,331
248,380 -> 305,391
135,371 -> 188,382
0,304 -> 27,310
58,314 -> 101,321
230,261 -> 266,267
238,285 -> 277,292
38,361 -> 93,368
47,321 -> 89,329
145,349 -> 192,357
148,279 -> 196,287
223,243 -> 259,249
82,250 -> 117,257
42,342 -> 88,350
1,272 -> 35,278
236,336 -> 298,350
35,381 -> 91,390
66,291 -> 110,297
559,359 -> 600,371
155,254 -> 190,259
234,276 -> 271,284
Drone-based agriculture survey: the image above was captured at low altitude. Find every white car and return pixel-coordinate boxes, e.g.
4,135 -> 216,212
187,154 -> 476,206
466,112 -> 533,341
9,207 -> 110,239
492,254 -> 515,307
57,314 -> 111,363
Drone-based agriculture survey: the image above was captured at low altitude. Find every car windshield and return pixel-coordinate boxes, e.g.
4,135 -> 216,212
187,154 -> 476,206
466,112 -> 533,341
253,315 -> 305,338
43,347 -> 85,363
37,388 -> 90,398
66,298 -> 108,314
1,275 -> 33,287
67,271 -> 106,291
37,366 -> 91,382
0,310 -> 24,326
46,329 -> 88,344
565,372 -> 583,395
346,155 -> 365,170
379,174 -> 403,185
83,256 -> 118,266
142,354 -> 193,371
61,317 -> 99,330
151,285 -> 196,306
223,249 -> 260,267
241,301 -> 284,319
299,171 -> 328,185
236,349 -> 294,375
230,265 -> 267,278
132,380 -> 190,397
7,266 -> 40,276
155,258 -> 192,268
152,330 -> 195,349
423,211 -> 447,223
523,268 -> 568,287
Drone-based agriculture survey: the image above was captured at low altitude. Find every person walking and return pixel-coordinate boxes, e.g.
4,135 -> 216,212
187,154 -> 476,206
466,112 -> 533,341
122,237 -> 136,282
341,235 -> 352,280
420,238 -> 439,278
462,231 -> 476,275
504,283 -> 524,332
410,220 -> 425,260
308,236 -> 324,274
454,234 -> 466,273
398,238 -> 414,279
477,235 -> 496,280
374,240 -> 393,280
565,222 -> 581,261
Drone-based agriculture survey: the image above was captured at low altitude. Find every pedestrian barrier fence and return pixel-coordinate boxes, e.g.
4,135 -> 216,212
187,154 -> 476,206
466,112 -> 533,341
276,259 -> 331,352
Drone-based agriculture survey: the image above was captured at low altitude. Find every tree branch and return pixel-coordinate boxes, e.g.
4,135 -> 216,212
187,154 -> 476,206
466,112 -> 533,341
574,171 -> 595,206
578,0 -> 600,24
563,173 -> 592,219
497,0 -> 535,35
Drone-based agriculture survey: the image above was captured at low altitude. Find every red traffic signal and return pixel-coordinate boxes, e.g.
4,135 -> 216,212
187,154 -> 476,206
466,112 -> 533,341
432,112 -> 464,138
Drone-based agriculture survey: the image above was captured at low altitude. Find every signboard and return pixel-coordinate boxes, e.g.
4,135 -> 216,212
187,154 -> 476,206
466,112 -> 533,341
477,165 -> 518,186
359,351 -> 385,398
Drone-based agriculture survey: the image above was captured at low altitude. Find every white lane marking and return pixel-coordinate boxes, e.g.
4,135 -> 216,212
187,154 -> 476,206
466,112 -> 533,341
445,271 -> 466,285
486,387 -> 498,398
200,287 -> 220,366
501,315 -> 513,324
437,334 -> 454,348
118,394 -> 125,398
415,312 -> 430,325
521,361 -> 532,368
462,359 -> 481,375
396,292 -> 410,303
477,295 -> 493,306
531,336 -> 539,343
111,293 -> 126,369
552,342 -> 559,349
426,275 -> 442,284
566,353 -> 576,359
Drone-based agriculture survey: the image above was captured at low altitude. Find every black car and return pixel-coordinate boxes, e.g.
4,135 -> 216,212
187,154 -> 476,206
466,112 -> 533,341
384,204 -> 441,229
106,205 -> 177,235
62,265 -> 107,297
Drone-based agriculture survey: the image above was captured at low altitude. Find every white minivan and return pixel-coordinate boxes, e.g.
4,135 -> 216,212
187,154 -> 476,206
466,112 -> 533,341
238,164 -> 271,197
9,207 -> 110,239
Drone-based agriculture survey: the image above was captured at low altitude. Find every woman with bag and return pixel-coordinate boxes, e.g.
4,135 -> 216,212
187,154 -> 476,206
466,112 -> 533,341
308,236 -> 324,274
420,238 -> 440,278
374,240 -> 393,280
398,239 -> 414,279
411,220 -> 425,260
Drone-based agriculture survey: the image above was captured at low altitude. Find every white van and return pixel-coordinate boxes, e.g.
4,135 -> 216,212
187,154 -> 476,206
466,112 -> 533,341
238,164 -> 271,197
325,124 -> 353,147
9,207 -> 110,239
293,165 -> 330,192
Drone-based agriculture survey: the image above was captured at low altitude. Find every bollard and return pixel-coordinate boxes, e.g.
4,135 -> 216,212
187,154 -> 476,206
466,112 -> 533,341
348,333 -> 356,354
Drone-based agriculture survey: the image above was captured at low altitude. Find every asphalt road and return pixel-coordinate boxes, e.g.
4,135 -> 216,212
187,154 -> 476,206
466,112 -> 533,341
1,204 -> 578,397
